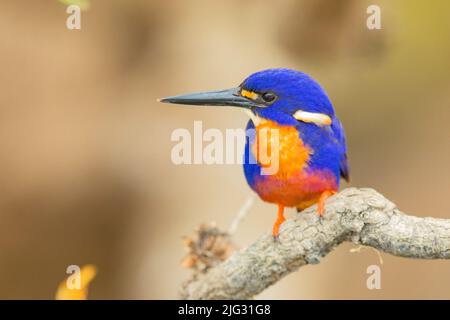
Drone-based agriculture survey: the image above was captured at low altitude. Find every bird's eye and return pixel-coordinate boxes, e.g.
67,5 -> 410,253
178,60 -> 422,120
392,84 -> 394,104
262,92 -> 276,103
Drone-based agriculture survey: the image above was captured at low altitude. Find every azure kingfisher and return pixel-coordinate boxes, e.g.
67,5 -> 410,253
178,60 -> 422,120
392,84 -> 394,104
160,68 -> 349,239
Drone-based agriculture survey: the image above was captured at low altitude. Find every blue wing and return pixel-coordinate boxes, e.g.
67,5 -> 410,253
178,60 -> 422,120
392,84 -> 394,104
331,117 -> 350,182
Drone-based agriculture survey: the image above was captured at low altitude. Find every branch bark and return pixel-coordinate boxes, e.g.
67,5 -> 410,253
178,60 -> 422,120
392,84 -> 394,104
180,188 -> 450,299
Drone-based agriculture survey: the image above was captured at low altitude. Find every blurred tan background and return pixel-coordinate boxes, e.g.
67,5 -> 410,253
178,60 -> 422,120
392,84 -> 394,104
0,0 -> 449,299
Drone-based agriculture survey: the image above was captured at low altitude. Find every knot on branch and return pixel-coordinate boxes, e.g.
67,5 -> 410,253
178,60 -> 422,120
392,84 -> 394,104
181,223 -> 235,274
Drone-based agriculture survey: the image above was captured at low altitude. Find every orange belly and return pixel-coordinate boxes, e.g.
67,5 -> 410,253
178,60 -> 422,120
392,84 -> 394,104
253,170 -> 338,208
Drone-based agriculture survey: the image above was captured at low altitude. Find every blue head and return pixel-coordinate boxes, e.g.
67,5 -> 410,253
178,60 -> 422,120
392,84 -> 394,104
240,69 -> 335,125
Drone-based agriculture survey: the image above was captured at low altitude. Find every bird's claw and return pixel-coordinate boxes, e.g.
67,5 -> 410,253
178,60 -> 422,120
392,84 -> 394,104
318,214 -> 324,225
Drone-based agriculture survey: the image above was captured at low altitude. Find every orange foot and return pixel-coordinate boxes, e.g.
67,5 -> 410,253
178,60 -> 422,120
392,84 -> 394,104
272,204 -> 285,239
317,190 -> 336,217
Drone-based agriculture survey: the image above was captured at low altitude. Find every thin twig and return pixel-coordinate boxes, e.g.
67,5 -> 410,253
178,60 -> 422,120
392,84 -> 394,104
228,195 -> 255,235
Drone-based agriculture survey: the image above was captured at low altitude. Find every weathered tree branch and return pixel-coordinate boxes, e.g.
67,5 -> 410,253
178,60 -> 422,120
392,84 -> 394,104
180,188 -> 450,299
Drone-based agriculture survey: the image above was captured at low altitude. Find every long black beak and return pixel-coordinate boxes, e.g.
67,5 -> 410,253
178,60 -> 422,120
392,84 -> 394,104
159,87 -> 259,109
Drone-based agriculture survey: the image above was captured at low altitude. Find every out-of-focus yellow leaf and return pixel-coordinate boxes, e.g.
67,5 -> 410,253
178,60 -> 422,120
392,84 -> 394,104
55,264 -> 97,300
59,0 -> 90,11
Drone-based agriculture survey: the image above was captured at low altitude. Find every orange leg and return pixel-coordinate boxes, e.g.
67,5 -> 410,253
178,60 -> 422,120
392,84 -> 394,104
317,190 -> 336,217
272,204 -> 285,239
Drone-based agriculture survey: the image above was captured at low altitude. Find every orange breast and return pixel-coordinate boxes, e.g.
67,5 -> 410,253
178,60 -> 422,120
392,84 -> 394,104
251,120 -> 337,207
252,120 -> 311,178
